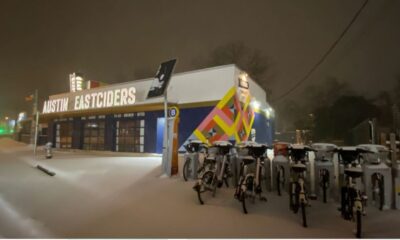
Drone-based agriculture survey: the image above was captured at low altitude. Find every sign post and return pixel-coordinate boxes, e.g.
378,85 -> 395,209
146,59 -> 177,176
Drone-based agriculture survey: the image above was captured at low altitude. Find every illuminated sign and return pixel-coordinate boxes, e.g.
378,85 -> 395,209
168,106 -> 179,118
42,86 -> 136,114
70,73 -> 85,92
74,87 -> 135,110
42,98 -> 69,113
238,73 -> 249,89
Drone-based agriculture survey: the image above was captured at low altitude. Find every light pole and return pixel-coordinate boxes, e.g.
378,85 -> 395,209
368,118 -> 375,144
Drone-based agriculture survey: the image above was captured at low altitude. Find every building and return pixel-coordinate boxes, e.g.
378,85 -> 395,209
39,64 -> 274,153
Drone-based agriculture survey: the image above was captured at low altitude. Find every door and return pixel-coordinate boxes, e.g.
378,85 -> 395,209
156,118 -> 165,154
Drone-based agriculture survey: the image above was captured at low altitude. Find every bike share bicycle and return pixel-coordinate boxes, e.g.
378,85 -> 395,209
337,147 -> 371,238
193,141 -> 233,205
234,141 -> 270,214
288,144 -> 315,228
183,140 -> 208,181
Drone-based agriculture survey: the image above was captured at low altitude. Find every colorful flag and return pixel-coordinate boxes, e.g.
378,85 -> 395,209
25,94 -> 34,101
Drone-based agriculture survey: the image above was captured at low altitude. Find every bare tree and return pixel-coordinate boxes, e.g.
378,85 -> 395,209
206,41 -> 272,95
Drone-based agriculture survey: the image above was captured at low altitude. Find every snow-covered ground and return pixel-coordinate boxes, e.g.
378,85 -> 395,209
0,138 -> 399,238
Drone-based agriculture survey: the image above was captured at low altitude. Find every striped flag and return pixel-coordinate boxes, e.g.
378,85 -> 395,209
25,94 -> 34,101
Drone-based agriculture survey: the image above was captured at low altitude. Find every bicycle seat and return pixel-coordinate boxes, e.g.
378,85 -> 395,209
213,141 -> 233,155
185,140 -> 207,153
240,156 -> 255,165
238,141 -> 269,158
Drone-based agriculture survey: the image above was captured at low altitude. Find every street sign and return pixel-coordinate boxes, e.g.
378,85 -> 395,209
168,106 -> 179,118
146,59 -> 177,99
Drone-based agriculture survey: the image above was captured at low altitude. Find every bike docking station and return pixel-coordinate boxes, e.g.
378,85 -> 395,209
183,140 -> 207,181
288,144 -> 314,196
311,143 -> 337,203
358,144 -> 392,210
192,140 -> 234,205
271,142 -> 291,195
264,146 -> 272,192
236,141 -> 271,193
287,144 -> 315,228
213,140 -> 235,187
337,147 -> 366,196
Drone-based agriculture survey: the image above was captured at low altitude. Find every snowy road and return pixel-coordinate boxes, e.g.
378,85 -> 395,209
0,138 -> 399,238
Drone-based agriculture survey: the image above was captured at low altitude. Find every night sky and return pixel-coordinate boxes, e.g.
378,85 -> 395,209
1,0 -> 399,118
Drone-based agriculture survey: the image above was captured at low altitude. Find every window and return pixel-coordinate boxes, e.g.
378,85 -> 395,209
55,122 -> 73,149
116,119 -> 145,152
83,121 -> 105,150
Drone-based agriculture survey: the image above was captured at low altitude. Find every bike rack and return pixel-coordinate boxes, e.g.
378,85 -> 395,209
358,144 -> 393,210
183,151 -> 201,180
312,143 -> 337,202
363,164 -> 392,210
314,160 -> 335,201
272,155 -> 291,194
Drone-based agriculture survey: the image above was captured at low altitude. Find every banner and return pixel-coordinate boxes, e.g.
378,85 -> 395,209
146,59 -> 177,99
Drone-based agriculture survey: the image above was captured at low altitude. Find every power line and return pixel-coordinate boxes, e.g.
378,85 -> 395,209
271,0 -> 370,103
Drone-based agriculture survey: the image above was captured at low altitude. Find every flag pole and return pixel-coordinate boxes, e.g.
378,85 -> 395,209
163,91 -> 169,175
33,89 -> 39,156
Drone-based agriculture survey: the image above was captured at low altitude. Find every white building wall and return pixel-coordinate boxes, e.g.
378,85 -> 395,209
233,67 -> 267,108
47,64 -> 268,111
167,65 -> 236,104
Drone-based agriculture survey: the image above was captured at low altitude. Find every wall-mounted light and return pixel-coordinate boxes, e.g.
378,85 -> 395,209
251,99 -> 260,111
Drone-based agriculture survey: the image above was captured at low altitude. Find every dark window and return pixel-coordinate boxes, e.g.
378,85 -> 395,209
83,121 -> 105,151
55,122 -> 73,149
115,119 -> 145,152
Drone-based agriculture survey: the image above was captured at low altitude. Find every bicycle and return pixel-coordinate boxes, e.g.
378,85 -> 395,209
337,147 -> 370,238
193,141 -> 233,205
288,144 -> 315,228
234,141 -> 269,214
183,140 -> 208,181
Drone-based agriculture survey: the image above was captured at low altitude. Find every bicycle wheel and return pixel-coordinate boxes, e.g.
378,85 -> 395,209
212,176 -> 218,197
301,202 -> 307,228
196,171 -> 214,204
277,169 -> 281,196
356,210 -> 362,238
195,185 -> 204,205
341,187 -> 351,220
293,187 -> 300,214
290,182 -> 299,213
183,158 -> 192,181
241,191 -> 248,214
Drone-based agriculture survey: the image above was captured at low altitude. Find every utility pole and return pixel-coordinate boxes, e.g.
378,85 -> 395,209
163,91 -> 169,175
368,119 -> 375,144
31,89 -> 39,155
389,133 -> 398,209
